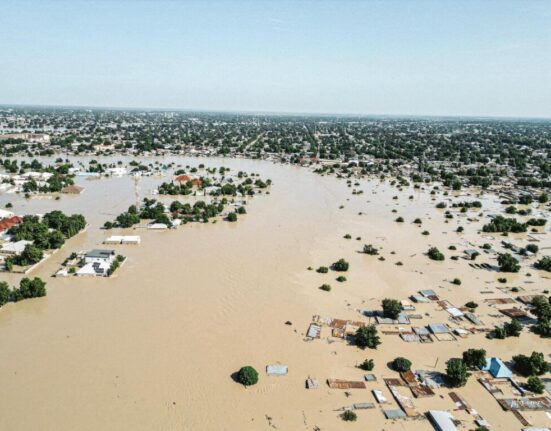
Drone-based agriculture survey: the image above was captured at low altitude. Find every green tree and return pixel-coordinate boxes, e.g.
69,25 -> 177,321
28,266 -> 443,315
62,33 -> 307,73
534,256 -> 551,272
498,253 -> 520,273
20,244 -> 44,265
392,357 -> 412,372
0,282 -> 10,307
513,352 -> 549,376
462,348 -> 486,369
532,297 -> 551,321
504,319 -> 522,337
446,358 -> 468,387
526,376 -> 545,394
237,366 -> 258,386
382,298 -> 402,320
355,325 -> 381,349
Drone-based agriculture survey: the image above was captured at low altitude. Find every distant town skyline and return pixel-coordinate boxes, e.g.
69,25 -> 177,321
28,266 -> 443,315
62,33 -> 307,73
1,0 -> 550,118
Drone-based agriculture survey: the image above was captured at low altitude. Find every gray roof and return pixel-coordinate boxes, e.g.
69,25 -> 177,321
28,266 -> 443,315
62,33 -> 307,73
429,323 -> 449,334
86,249 -> 115,259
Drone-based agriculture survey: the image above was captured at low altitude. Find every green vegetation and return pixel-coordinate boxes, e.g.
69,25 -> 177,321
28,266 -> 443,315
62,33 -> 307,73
526,376 -> 545,394
482,216 -> 526,233
5,211 -> 86,269
498,253 -> 520,273
358,359 -> 374,371
427,247 -> 445,261
316,266 -> 329,274
319,284 -> 331,292
534,256 -> 551,272
452,278 -> 462,285
237,366 -> 259,386
492,319 -> 522,338
0,278 -> 46,307
341,410 -> 357,422
336,276 -> 347,282
355,325 -> 381,349
331,258 -> 349,272
462,348 -> 486,369
107,255 -> 125,276
465,301 -> 478,310
512,352 -> 549,376
392,357 -> 412,372
446,358 -> 468,387
382,298 -> 402,320
362,244 -> 379,255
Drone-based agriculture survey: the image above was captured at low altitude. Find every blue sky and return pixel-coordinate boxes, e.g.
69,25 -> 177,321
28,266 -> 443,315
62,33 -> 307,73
1,0 -> 550,117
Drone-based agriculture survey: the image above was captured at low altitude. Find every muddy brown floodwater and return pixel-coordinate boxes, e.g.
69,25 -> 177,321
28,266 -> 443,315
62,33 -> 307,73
0,156 -> 550,430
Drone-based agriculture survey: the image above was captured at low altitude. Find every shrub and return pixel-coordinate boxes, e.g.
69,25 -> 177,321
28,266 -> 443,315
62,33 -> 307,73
336,276 -> 346,282
395,216 -> 404,222
332,258 -> 349,272
316,266 -> 328,274
526,376 -> 545,394
363,244 -> 379,255
237,366 -> 259,386
465,301 -> 478,309
343,234 -> 351,239
462,348 -> 486,369
319,284 -> 331,292
341,410 -> 357,421
436,202 -> 446,209
428,247 -> 445,261
526,244 -> 539,254
504,319 -> 522,337
422,230 -> 430,235
227,212 -> 237,222
446,358 -> 468,387
382,298 -> 402,320
358,359 -> 374,371
392,357 -> 412,372
534,256 -> 551,272
413,218 -> 422,224
355,325 -> 381,349
452,278 -> 462,285
513,352 -> 549,376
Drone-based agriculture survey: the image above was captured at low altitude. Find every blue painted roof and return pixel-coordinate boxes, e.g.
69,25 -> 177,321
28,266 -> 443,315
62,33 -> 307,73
481,357 -> 512,378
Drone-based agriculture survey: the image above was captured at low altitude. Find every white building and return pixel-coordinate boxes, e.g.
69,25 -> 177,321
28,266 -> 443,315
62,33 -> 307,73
84,249 -> 115,264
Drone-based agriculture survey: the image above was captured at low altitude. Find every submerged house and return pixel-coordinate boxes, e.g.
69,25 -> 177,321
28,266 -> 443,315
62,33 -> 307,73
427,410 -> 457,431
481,357 -> 512,379
84,249 -> 115,264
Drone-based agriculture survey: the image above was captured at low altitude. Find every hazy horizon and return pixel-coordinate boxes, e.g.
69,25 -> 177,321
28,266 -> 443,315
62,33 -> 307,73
1,0 -> 550,118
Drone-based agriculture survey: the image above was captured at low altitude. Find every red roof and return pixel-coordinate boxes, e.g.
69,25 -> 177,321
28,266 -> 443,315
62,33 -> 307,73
175,175 -> 191,183
0,216 -> 23,233
191,178 -> 202,187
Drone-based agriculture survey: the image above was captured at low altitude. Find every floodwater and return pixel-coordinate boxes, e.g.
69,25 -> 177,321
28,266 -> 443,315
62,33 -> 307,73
0,156 -> 550,430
